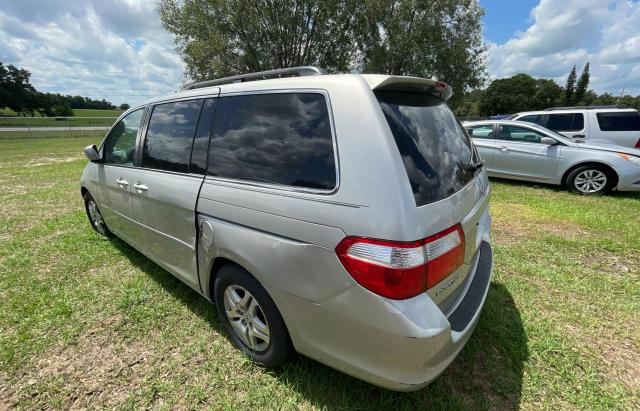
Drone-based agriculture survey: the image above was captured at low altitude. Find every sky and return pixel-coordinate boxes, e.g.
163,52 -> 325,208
0,0 -> 639,106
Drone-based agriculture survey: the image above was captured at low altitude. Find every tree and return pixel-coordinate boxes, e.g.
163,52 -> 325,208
478,74 -> 564,115
357,0 -> 486,104
593,92 -> 616,106
533,78 -> 563,109
119,103 -> 130,110
0,62 -> 37,115
159,0 -> 363,80
574,62 -> 590,104
564,65 -> 577,105
159,0 -> 487,100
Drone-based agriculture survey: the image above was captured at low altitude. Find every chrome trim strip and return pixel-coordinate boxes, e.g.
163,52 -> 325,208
200,180 -> 364,208
198,212 -> 311,245
198,196 -> 353,233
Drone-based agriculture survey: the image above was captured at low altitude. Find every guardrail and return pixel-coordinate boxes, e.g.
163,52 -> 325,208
0,116 -> 117,138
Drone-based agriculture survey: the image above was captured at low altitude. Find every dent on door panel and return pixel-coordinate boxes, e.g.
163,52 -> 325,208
129,169 -> 204,290
196,197 -> 355,303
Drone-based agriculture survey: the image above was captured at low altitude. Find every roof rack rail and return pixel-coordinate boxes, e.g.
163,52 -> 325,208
183,66 -> 327,90
545,105 -> 631,111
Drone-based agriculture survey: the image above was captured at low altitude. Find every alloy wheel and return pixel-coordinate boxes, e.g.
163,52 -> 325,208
574,170 -> 607,194
223,285 -> 270,352
87,199 -> 107,235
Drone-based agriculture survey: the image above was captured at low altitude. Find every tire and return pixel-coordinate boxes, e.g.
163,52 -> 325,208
565,165 -> 616,195
214,264 -> 292,368
83,191 -> 111,238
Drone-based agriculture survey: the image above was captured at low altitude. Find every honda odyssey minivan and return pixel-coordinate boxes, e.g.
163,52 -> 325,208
81,67 -> 493,391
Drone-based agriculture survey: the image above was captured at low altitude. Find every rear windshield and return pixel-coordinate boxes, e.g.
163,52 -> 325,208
375,90 -> 475,207
596,112 -> 640,131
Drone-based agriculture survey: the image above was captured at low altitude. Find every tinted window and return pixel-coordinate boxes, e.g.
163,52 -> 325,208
375,90 -> 474,207
497,125 -> 547,143
103,108 -> 145,166
518,115 -> 541,124
546,113 -> 584,131
466,125 -> 494,139
208,93 -> 336,190
142,99 -> 204,173
190,99 -> 217,174
596,112 -> 640,131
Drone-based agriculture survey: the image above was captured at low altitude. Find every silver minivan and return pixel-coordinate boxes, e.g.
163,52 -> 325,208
81,67 -> 493,391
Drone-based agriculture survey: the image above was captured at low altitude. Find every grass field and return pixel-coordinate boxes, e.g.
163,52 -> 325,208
0,136 -> 638,410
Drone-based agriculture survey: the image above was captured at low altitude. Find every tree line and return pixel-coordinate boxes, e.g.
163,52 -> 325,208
0,62 -> 123,117
454,63 -> 640,117
159,0 -> 486,105
160,1 -> 638,117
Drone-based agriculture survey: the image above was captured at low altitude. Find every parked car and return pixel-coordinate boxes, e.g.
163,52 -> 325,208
464,120 -> 640,195
81,67 -> 493,391
510,106 -> 640,148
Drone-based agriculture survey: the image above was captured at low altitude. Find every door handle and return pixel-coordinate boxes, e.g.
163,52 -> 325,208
499,146 -> 510,151
133,182 -> 149,192
116,178 -> 129,187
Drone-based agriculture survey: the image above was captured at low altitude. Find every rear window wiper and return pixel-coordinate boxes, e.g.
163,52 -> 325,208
467,159 -> 485,172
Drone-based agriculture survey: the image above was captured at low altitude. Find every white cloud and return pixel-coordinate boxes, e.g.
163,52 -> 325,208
487,0 -> 640,95
0,0 -> 185,106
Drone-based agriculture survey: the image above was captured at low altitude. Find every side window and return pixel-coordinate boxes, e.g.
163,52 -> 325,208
103,108 -> 145,166
142,99 -> 204,173
466,125 -> 494,139
596,112 -> 640,131
518,115 -> 541,124
189,98 -> 217,175
547,113 -> 583,131
208,93 -> 336,190
572,113 -> 584,130
497,125 -> 547,143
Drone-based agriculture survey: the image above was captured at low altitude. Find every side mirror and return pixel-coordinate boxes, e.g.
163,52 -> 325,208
540,137 -> 557,146
84,144 -> 101,162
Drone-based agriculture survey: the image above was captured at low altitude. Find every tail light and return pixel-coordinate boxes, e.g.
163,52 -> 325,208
435,81 -> 449,90
635,138 -> 640,148
335,225 -> 465,300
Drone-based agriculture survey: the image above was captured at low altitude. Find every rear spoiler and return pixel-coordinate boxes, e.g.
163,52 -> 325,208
362,75 -> 453,101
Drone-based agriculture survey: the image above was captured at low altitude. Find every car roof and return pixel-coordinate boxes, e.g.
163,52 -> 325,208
514,108 -> 638,116
136,73 -> 452,108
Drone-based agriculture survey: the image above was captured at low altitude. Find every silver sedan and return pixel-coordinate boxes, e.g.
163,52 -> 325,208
464,120 -> 640,195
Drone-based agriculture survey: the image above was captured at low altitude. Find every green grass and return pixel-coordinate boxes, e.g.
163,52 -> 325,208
0,137 -> 639,410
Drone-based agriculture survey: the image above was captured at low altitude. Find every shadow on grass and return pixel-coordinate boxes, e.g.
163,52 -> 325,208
111,238 -> 528,410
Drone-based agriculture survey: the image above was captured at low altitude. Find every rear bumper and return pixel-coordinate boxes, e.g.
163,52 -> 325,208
271,241 -> 494,391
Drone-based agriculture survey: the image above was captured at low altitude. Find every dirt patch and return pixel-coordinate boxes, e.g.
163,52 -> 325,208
584,252 -> 639,277
491,216 -> 532,246
2,313 -> 222,409
598,339 -> 640,391
4,318 -> 165,409
24,156 -> 82,167
491,203 -> 592,246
